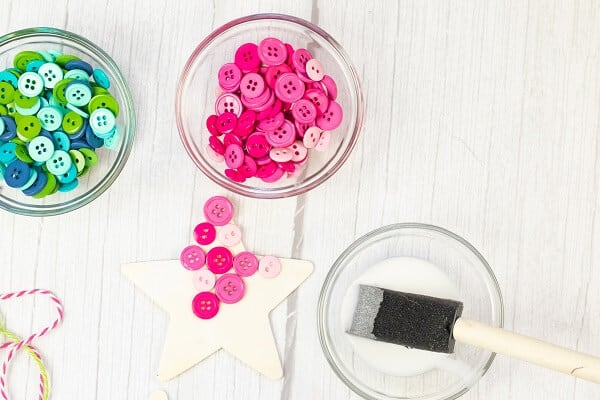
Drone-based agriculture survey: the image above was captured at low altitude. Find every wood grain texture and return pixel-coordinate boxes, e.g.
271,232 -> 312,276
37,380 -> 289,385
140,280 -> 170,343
0,0 -> 599,399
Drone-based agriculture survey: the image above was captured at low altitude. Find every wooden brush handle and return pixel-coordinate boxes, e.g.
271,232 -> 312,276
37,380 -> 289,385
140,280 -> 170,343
453,318 -> 600,384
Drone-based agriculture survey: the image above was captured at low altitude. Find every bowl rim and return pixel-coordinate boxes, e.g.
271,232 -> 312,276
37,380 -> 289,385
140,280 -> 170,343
317,222 -> 505,400
0,26 -> 135,217
175,13 -> 364,199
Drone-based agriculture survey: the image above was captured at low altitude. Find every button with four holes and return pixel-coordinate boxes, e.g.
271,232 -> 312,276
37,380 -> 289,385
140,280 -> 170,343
233,251 -> 259,277
203,196 -> 234,226
215,273 -> 245,304
28,136 -> 55,162
192,291 -> 220,320
206,246 -> 233,274
180,245 -> 206,271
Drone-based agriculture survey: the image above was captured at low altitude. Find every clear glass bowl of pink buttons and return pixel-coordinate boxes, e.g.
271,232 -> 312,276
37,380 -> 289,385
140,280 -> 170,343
176,14 -> 363,198
0,27 -> 135,216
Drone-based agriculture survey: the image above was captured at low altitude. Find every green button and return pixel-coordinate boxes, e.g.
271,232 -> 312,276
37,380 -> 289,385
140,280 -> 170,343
13,51 -> 44,71
91,84 -> 109,96
15,144 -> 34,163
0,104 -> 7,116
68,149 -> 86,172
61,111 -> 83,134
52,78 -> 74,104
13,91 -> 38,109
54,54 -> 80,67
6,103 -> 18,118
88,94 -> 119,117
0,82 -> 15,105
79,148 -> 98,167
32,172 -> 57,198
16,115 -> 41,141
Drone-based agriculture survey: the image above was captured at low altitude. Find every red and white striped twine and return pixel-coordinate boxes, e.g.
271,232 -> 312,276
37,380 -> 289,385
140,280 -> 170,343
0,289 -> 64,400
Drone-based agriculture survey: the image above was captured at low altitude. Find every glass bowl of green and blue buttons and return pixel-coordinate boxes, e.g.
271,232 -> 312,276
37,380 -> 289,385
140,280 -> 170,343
0,27 -> 135,216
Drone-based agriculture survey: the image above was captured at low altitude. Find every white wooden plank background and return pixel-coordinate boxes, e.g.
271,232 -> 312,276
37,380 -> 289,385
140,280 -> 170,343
1,0 -> 599,399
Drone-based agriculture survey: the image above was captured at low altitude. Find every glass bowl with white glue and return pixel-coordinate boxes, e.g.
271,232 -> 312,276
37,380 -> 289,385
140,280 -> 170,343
318,223 -> 504,400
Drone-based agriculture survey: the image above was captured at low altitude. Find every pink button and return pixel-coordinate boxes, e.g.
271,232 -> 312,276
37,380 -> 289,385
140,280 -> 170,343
217,223 -> 242,247
206,114 -> 220,136
278,161 -> 295,173
194,222 -> 216,245
206,246 -> 233,274
289,141 -> 308,162
180,245 -> 206,270
261,166 -> 284,183
218,63 -> 242,92
321,75 -> 338,100
209,136 -> 225,155
225,168 -> 246,183
257,112 -> 284,132
266,119 -> 296,147
239,155 -> 257,178
206,144 -> 225,162
303,126 -> 322,149
258,37 -> 288,66
291,99 -> 317,124
223,133 -> 243,147
259,256 -> 282,278
215,274 -> 245,304
224,144 -> 244,169
233,251 -> 259,277
256,161 -> 278,179
305,59 -> 324,81
241,86 -> 272,109
193,269 -> 216,291
245,133 -> 271,158
316,100 -> 342,130
264,64 -> 291,88
235,110 -> 256,136
315,130 -> 331,152
216,112 -> 237,134
240,72 -> 265,99
269,147 -> 293,162
215,93 -> 242,117
192,291 -> 220,319
294,121 -> 311,138
304,89 -> 329,114
203,196 -> 234,226
274,73 -> 305,103
234,43 -> 261,72
292,48 -> 312,72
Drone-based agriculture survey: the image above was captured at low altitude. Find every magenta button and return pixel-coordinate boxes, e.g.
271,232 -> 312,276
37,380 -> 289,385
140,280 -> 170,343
206,246 -> 233,274
193,222 -> 217,246
235,43 -> 261,72
192,291 -> 220,319
245,133 -> 271,158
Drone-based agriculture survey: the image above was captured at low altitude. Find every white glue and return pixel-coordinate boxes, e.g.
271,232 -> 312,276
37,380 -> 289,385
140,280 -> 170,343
341,257 -> 465,377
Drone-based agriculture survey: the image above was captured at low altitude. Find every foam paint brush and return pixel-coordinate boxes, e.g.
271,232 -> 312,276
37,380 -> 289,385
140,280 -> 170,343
348,285 -> 600,383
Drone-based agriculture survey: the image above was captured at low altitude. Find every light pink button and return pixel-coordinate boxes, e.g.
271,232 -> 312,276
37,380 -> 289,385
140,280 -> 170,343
257,112 -> 284,132
305,59 -> 325,81
215,93 -> 242,117
224,144 -> 244,169
206,144 -> 225,162
266,119 -> 296,147
316,100 -> 343,130
192,291 -> 220,319
303,126 -> 322,149
233,251 -> 259,277
264,64 -> 291,88
234,43 -> 261,72
203,196 -> 234,226
218,63 -> 242,92
194,222 -> 216,245
216,112 -> 237,134
180,245 -> 206,270
289,141 -> 308,162
291,99 -> 317,124
239,155 -> 257,178
258,37 -> 288,66
209,136 -> 225,155
215,274 -> 245,304
240,72 -> 265,99
292,48 -> 312,72
269,147 -> 293,162
206,246 -> 233,274
259,256 -> 282,278
321,75 -> 338,100
192,269 -> 216,291
217,224 -> 242,247
261,166 -> 284,183
274,73 -> 305,103
246,133 -> 271,158
315,130 -> 331,152
304,89 -> 329,114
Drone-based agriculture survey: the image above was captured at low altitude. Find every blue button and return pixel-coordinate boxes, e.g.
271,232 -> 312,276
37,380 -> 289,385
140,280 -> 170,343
22,168 -> 47,196
70,140 -> 91,150
85,126 -> 104,148
20,168 -> 38,190
65,60 -> 93,75
0,116 -> 17,141
4,159 -> 31,188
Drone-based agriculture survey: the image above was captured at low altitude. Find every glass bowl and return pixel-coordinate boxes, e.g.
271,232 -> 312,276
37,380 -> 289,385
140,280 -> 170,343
0,27 -> 135,216
318,223 -> 504,400
176,13 -> 363,198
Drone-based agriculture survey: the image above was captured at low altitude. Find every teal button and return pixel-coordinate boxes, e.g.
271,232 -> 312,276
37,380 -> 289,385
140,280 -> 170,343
66,103 -> 89,118
0,142 -> 17,163
92,68 -> 110,89
45,149 -> 72,175
65,82 -> 92,107
57,163 -> 77,183
0,71 -> 18,87
104,128 -> 120,149
25,60 -> 45,73
89,108 -> 115,135
59,178 -> 78,192
64,69 -> 89,81
36,106 -> 63,131
52,131 -> 70,151
15,97 -> 41,116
